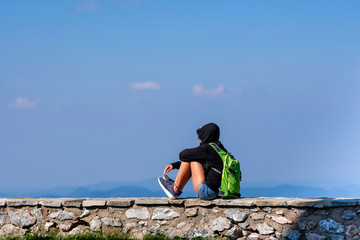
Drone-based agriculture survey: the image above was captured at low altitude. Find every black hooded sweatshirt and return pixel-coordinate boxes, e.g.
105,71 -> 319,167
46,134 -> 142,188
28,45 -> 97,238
170,123 -> 226,192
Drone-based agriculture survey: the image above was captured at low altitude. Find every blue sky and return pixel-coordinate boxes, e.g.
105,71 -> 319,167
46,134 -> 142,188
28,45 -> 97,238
1,0 -> 360,192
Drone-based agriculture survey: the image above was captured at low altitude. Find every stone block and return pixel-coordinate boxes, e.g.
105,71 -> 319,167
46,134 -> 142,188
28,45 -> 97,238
125,207 -> 150,220
224,209 -> 249,222
0,199 -> 6,207
320,218 -> 344,233
267,215 -> 293,225
90,217 -> 102,231
323,198 -> 359,207
63,199 -> 83,208
152,208 -> 180,220
107,199 -> 134,207
213,198 -> 254,207
7,199 -> 39,207
286,198 -> 324,208
0,211 -> 7,225
253,197 -> 287,207
101,217 -> 122,227
185,208 -> 198,217
256,222 -> 274,235
135,198 -> 169,205
8,210 -> 21,226
169,199 -> 185,205
41,199 -> 63,208
83,200 -> 106,207
208,216 -> 232,232
21,210 -> 36,227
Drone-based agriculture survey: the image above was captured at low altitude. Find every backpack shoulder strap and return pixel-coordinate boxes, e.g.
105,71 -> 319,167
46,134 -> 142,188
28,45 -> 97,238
209,142 -> 224,153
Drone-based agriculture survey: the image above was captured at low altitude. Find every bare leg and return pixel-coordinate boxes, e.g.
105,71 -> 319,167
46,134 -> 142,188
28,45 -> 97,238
174,162 -> 192,191
190,161 -> 205,195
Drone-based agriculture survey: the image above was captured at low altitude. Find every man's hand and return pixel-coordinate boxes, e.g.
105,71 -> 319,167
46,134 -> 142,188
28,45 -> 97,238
163,164 -> 174,176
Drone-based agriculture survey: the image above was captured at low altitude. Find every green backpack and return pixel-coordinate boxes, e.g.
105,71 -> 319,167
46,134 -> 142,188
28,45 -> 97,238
209,142 -> 241,198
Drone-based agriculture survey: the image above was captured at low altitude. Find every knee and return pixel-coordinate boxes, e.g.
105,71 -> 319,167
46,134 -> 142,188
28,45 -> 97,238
180,161 -> 190,166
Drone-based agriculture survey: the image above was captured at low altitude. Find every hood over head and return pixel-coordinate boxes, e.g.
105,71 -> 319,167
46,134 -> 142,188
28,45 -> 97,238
196,123 -> 220,144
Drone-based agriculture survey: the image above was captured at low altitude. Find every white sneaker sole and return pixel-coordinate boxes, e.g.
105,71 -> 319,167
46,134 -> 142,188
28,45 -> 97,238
158,178 -> 176,200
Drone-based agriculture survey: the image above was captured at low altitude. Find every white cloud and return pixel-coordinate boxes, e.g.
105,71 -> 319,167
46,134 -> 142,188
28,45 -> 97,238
192,84 -> 225,96
129,81 -> 162,90
8,98 -> 38,109
74,0 -> 140,11
75,0 -> 100,11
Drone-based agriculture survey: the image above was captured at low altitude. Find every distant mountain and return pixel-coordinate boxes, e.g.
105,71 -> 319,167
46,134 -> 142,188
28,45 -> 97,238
65,186 -> 165,198
0,180 -> 359,198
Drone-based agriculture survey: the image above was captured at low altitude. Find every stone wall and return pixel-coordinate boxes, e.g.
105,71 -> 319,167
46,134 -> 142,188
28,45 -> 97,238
0,197 -> 360,239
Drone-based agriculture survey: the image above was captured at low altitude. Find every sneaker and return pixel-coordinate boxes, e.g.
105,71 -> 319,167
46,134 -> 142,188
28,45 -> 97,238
163,174 -> 174,185
158,177 -> 182,199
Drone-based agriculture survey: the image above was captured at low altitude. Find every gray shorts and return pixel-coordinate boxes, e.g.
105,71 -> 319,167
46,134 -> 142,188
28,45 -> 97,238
197,181 -> 218,200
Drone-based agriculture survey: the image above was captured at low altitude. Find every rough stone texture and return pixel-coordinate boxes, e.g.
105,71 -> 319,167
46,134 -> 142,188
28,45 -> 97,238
0,224 -> 15,237
346,224 -> 359,237
298,219 -> 317,230
101,217 -> 122,227
342,210 -> 357,220
224,209 -> 249,222
256,222 -> 275,235
267,215 -> 293,224
0,211 -> 7,225
251,212 -> 265,220
0,224 -> 25,238
263,207 -> 272,213
253,198 -> 287,207
48,211 -> 60,219
185,208 -> 197,217
90,217 -> 102,231
57,210 -> 77,221
176,221 -> 186,229
152,208 -> 180,220
314,209 -> 329,215
213,198 -> 254,207
199,208 -> 208,216
294,209 -> 309,217
275,210 -> 284,215
324,199 -> 358,207
7,199 -> 39,207
21,210 -> 36,227
331,235 -> 344,240
125,207 -> 150,220
69,226 -> 82,235
30,208 -> 43,220
284,229 -> 301,240
185,227 -> 213,238
44,222 -> 55,232
305,233 -> 327,240
184,199 -> 213,207
286,199 -> 324,208
80,209 -> 90,218
208,216 -> 232,232
320,218 -> 344,233
136,198 -> 169,205
63,199 -> 83,208
83,200 -> 106,207
41,199 -> 63,208
8,210 -> 21,226
147,225 -> 164,234
108,199 -> 134,207
238,222 -> 249,229
248,233 -> 261,239
59,223 -> 72,232
225,226 -> 240,238
1,197 -> 360,239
